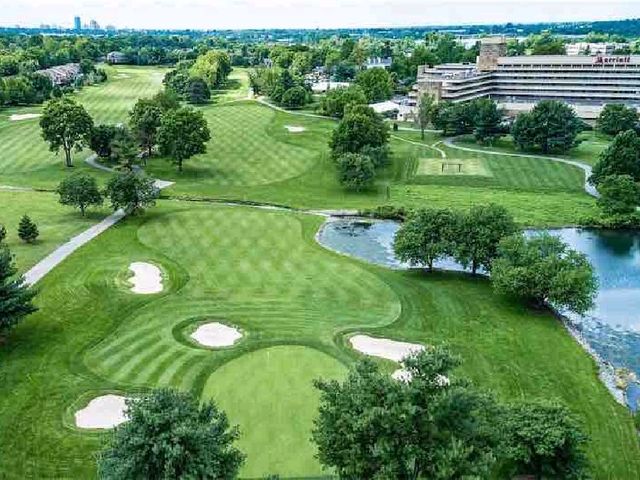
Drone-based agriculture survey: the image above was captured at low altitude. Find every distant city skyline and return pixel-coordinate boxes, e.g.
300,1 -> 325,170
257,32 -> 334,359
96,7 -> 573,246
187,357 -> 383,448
1,0 -> 639,30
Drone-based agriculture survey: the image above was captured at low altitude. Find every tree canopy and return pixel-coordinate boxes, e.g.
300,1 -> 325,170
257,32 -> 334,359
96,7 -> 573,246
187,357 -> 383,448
105,172 -> 158,214
329,104 -> 389,158
0,245 -> 37,337
596,174 -> 640,216
157,107 -> 211,172
129,98 -> 164,158
492,233 -> 597,314
335,153 -> 375,191
56,173 -> 103,216
511,100 -> 581,153
98,389 -> 244,480
596,104 -> 639,136
590,129 -> 640,185
393,208 -> 459,271
318,85 -> 367,118
453,204 -> 518,274
312,347 -> 502,480
354,67 -> 394,103
40,96 -> 94,167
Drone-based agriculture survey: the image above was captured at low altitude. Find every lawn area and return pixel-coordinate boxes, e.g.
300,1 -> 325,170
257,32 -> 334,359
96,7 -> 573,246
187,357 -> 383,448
146,101 -> 597,227
0,190 -> 110,273
453,130 -> 611,167
0,200 -> 638,479
0,65 -> 164,189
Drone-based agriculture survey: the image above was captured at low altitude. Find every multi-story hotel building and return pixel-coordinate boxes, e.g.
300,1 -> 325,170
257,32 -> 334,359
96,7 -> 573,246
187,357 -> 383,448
412,37 -> 640,119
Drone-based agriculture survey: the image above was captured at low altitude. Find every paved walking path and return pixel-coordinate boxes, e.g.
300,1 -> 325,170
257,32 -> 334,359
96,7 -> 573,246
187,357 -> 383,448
24,156 -> 174,286
442,137 -> 598,197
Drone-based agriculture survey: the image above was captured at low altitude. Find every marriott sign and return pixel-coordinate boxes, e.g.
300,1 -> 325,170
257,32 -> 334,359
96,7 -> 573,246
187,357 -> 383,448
594,55 -> 632,65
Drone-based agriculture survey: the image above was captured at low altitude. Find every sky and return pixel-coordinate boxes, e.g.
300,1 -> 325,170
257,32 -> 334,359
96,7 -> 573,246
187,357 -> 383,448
0,0 -> 638,30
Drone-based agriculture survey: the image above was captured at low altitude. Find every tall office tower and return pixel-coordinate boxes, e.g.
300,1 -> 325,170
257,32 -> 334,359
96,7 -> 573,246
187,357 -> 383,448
74,16 -> 81,30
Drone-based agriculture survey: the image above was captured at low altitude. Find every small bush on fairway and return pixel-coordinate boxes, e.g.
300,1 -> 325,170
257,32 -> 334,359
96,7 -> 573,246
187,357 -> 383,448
98,388 -> 244,480
336,153 -> 375,191
18,215 -> 39,243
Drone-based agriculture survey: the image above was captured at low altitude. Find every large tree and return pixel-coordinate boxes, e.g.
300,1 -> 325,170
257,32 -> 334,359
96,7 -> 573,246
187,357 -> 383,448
40,96 -> 94,167
318,85 -> 367,118
503,402 -> 590,480
185,76 -> 211,104
105,172 -> 158,214
312,347 -> 502,480
157,107 -> 211,172
129,98 -> 163,158
0,245 -> 37,337
98,389 -> 244,480
590,129 -> 640,185
596,174 -> 640,216
596,104 -> 639,136
355,67 -> 394,103
89,124 -> 118,159
329,105 -> 389,158
473,98 -> 503,144
56,173 -> 103,216
529,32 -> 566,55
393,208 -> 459,271
190,50 -> 232,88
492,233 -> 597,314
335,153 -> 375,191
511,100 -> 581,154
453,204 -> 518,275
416,92 -> 435,140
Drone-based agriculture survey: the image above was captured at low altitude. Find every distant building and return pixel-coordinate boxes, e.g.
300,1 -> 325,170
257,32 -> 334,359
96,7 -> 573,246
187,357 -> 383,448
566,42 -> 627,56
89,19 -> 100,30
74,16 -> 81,31
365,57 -> 392,70
106,51 -> 128,64
36,63 -> 81,86
412,36 -> 640,119
310,81 -> 351,93
369,100 -> 416,122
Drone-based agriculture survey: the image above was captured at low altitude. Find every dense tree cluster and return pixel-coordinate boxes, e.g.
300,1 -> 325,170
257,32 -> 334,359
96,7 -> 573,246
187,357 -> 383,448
164,50 -> 231,103
393,205 -> 596,314
329,105 -> 389,189
313,346 -> 591,480
317,85 -> 367,118
98,389 -> 244,479
248,66 -> 310,108
511,100 -> 582,153
596,104 -> 639,136
431,97 -> 504,143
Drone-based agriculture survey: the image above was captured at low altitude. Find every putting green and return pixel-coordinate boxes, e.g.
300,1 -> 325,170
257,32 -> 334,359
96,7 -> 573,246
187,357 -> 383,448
417,157 -> 491,176
202,345 -> 346,478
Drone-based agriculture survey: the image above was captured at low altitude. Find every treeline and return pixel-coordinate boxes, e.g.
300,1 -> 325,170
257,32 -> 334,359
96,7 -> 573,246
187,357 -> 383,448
0,60 -> 106,108
163,50 -> 232,104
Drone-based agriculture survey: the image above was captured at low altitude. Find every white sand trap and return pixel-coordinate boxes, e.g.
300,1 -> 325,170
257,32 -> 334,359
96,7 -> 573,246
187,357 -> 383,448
116,73 -> 130,78
9,113 -> 41,121
191,322 -> 243,347
392,368 -> 450,385
350,334 -> 425,362
75,395 -> 128,429
285,125 -> 306,133
128,262 -> 163,294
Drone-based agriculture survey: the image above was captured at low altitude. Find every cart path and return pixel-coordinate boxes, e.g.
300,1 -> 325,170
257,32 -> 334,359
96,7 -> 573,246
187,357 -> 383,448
23,155 -> 174,286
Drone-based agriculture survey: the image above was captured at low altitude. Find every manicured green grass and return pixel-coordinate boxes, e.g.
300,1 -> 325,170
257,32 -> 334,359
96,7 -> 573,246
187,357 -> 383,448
0,66 -> 164,189
0,190 -> 109,273
454,131 -> 610,167
203,346 -> 346,478
211,67 -> 250,103
144,100 -> 596,227
0,201 -> 637,478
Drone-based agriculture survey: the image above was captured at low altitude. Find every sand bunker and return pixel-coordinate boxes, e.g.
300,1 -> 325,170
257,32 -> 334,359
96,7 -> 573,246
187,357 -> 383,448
285,125 -> 306,133
349,334 -> 425,363
128,262 -> 163,294
392,368 -> 450,385
191,322 -> 242,347
9,113 -> 41,121
75,395 -> 128,429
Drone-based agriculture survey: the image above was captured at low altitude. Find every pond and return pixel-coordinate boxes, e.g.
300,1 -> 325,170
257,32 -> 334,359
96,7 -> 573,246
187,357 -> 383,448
317,218 -> 640,410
